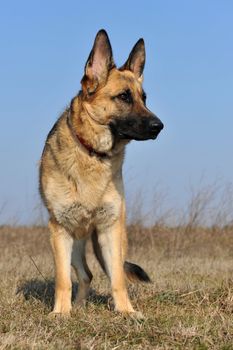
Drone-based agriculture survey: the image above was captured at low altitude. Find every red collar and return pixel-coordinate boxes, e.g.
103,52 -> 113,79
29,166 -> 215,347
76,133 -> 109,158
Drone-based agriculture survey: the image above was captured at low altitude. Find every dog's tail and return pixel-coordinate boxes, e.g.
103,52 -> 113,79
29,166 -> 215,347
91,231 -> 151,284
123,261 -> 151,283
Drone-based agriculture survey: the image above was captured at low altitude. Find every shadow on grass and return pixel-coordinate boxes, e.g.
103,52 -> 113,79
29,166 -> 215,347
16,279 -> 110,309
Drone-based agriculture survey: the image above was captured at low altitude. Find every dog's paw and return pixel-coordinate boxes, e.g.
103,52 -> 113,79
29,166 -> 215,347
48,311 -> 71,319
129,311 -> 145,321
75,299 -> 87,309
107,297 -> 114,311
113,305 -> 145,321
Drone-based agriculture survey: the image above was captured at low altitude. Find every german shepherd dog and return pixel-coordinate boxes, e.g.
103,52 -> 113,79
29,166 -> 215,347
39,30 -> 163,318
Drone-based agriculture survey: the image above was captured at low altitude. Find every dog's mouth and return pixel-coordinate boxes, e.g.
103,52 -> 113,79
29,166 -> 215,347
109,116 -> 164,141
116,131 -> 158,141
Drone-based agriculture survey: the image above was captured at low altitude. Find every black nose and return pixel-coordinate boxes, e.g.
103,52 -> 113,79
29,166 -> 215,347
149,119 -> 164,133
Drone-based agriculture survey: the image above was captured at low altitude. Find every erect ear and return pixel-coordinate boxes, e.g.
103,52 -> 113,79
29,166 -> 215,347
81,29 -> 115,95
120,38 -> 145,80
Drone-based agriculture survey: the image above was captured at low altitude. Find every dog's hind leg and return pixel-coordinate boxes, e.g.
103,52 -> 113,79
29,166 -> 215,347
71,238 -> 92,305
49,219 -> 73,316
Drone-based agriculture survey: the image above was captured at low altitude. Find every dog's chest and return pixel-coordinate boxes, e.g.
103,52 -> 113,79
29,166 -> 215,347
54,201 -> 119,238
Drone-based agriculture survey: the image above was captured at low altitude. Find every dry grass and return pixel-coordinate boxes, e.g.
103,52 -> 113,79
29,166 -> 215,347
0,224 -> 233,349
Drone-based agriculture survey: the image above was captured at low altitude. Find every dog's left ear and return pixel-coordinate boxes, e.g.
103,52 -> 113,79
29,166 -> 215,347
81,29 -> 115,95
120,38 -> 145,82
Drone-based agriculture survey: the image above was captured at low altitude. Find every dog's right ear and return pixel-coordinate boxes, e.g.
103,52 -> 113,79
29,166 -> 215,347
81,30 -> 115,95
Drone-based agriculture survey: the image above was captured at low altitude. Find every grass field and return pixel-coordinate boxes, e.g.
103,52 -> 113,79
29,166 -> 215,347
0,223 -> 233,349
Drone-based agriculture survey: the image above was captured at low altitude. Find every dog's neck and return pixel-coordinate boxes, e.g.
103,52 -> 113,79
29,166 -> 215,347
66,113 -> 109,159
67,99 -> 126,159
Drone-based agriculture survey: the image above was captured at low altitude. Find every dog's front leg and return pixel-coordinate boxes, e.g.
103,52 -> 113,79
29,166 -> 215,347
97,216 -> 135,314
49,219 -> 73,316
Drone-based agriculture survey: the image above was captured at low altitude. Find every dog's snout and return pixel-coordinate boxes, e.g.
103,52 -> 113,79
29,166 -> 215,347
149,118 -> 164,133
150,121 -> 164,132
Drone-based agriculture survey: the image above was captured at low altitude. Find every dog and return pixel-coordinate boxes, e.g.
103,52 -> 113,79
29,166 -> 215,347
39,29 -> 163,318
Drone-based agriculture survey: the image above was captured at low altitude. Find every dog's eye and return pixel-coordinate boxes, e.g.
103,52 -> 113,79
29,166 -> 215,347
142,91 -> 147,104
117,90 -> 133,104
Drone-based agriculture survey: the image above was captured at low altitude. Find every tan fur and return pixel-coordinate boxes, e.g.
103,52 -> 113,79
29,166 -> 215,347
39,30 -> 156,317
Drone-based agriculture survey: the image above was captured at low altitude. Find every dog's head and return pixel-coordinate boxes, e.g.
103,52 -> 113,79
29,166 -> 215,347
73,30 -> 163,146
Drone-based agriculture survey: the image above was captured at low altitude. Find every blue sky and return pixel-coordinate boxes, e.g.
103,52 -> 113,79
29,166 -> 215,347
0,1 -> 232,224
